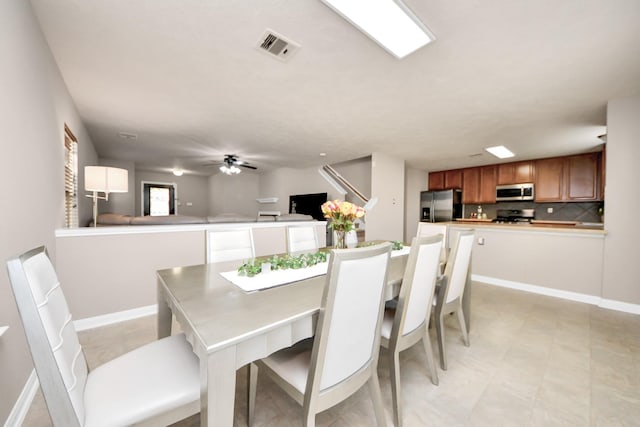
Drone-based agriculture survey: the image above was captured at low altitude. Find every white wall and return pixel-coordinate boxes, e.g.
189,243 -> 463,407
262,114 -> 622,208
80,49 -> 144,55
0,0 -> 98,422
404,167 -> 429,241
602,96 -> 640,305
367,152 -> 405,241
137,170 -> 210,217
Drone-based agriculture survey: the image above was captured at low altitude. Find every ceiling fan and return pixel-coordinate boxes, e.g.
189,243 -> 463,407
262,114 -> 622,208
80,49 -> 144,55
211,154 -> 257,175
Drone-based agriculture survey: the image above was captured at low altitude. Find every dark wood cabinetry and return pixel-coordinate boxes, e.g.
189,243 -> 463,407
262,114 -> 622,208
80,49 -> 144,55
429,169 -> 463,190
534,153 -> 601,202
463,166 -> 496,204
497,161 -> 534,184
431,151 -> 603,204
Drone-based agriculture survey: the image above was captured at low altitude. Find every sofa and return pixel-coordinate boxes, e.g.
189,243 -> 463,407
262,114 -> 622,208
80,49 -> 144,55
94,212 -> 315,226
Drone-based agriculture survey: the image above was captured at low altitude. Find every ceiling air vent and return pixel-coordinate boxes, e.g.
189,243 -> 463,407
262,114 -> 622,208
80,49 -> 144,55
257,29 -> 300,62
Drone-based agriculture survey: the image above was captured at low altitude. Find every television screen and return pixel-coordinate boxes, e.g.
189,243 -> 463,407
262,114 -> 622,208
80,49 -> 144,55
289,192 -> 327,221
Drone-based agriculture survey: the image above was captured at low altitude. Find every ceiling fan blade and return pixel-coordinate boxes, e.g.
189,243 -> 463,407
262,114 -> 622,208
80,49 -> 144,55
239,164 -> 257,170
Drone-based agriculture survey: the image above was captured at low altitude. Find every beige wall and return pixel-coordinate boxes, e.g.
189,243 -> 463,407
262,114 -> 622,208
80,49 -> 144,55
209,171 -> 260,217
136,170 -> 210,217
331,156 -> 372,203
367,152 -> 405,241
56,230 -> 205,319
258,167 -> 343,216
0,0 -> 98,422
602,97 -> 640,305
404,167 -> 429,241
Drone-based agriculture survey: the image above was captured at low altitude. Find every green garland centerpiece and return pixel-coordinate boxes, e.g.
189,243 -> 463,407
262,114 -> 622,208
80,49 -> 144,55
237,251 -> 328,277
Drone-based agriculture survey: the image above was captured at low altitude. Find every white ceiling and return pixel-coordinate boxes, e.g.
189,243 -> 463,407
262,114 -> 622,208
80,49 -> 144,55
30,0 -> 640,175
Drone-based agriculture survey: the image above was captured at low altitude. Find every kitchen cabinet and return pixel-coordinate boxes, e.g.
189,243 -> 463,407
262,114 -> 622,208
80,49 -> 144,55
497,161 -> 534,184
534,153 -> 600,202
429,169 -> 462,190
428,171 -> 445,190
462,165 -> 496,204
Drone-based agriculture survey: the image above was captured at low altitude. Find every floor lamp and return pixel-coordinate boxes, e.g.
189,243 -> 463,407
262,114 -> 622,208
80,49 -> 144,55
85,166 -> 128,227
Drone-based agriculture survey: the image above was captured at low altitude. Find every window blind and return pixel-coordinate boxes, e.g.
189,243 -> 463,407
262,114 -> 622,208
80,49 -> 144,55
64,124 -> 78,228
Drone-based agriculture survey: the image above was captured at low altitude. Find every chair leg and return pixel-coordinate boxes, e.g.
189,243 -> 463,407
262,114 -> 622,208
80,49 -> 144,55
389,351 -> 402,427
422,328 -> 439,386
368,372 -> 388,427
457,305 -> 470,347
435,313 -> 447,370
247,363 -> 258,427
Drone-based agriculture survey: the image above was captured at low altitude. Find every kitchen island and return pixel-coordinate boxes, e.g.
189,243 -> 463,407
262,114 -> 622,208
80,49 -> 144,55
447,221 -> 608,308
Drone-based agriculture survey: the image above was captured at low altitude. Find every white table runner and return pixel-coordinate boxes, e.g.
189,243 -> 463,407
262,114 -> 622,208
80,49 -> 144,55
221,246 -> 410,292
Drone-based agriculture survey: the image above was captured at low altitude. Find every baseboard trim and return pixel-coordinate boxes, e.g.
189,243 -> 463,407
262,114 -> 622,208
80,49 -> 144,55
5,370 -> 38,427
73,304 -> 158,331
472,275 -> 640,315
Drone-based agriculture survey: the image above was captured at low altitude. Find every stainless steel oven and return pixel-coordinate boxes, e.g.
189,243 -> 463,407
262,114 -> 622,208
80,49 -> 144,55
496,183 -> 534,201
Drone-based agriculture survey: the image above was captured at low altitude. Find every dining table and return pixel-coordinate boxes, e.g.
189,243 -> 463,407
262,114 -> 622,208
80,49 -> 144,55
156,244 -> 409,427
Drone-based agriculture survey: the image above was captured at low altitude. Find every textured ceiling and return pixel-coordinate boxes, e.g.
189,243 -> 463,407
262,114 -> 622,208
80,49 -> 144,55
30,0 -> 640,175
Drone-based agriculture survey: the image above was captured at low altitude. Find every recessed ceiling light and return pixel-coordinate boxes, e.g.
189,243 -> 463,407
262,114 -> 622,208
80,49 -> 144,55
319,152 -> 327,157
172,169 -> 184,176
320,0 -> 435,59
485,145 -> 515,159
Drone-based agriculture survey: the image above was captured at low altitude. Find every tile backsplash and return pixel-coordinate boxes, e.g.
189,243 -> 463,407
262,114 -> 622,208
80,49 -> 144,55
464,201 -> 603,223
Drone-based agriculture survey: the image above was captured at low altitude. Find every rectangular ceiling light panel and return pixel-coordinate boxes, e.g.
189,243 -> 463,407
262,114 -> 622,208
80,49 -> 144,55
321,0 -> 435,59
485,145 -> 515,159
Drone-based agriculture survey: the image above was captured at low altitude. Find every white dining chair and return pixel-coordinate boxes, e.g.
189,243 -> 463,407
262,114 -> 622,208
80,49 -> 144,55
287,225 -> 319,255
206,228 -> 255,263
416,222 -> 449,267
433,229 -> 474,370
380,234 -> 442,427
6,246 -> 201,427
247,243 -> 392,427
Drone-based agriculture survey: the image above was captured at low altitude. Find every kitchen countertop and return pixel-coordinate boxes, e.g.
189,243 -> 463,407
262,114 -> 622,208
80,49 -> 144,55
449,220 -> 605,235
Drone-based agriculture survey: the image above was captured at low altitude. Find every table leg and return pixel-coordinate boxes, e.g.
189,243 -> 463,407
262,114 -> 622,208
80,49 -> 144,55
157,282 -> 172,339
200,346 -> 237,427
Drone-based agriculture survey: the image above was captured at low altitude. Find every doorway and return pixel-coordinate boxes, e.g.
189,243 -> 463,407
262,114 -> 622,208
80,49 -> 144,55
142,182 -> 177,216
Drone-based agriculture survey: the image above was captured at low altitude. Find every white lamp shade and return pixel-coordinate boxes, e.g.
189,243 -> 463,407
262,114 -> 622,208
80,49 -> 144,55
84,166 -> 128,193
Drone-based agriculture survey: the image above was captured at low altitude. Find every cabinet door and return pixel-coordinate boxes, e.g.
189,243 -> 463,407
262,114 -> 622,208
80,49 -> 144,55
428,171 -> 445,190
479,165 -> 497,203
462,167 -> 480,204
444,169 -> 463,189
534,157 -> 564,201
566,153 -> 598,200
497,161 -> 534,184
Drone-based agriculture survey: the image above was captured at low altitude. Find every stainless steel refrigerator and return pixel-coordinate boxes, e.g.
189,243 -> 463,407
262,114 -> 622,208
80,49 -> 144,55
420,189 -> 463,222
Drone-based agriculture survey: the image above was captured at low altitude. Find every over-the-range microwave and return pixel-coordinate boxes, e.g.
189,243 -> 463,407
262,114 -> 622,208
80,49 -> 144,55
496,183 -> 534,201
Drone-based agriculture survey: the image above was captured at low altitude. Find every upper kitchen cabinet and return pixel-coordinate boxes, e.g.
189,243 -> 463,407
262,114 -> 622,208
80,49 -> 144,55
462,165 -> 496,204
428,169 -> 462,190
534,152 -> 601,202
497,161 -> 534,184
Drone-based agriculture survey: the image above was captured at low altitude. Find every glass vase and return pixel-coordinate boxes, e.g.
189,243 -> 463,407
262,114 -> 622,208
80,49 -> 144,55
335,230 -> 346,249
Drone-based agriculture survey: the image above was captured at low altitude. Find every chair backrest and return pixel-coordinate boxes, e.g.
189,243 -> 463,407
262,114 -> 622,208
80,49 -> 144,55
442,229 -> 475,304
286,226 -> 319,255
307,243 -> 391,392
206,228 -> 255,263
394,235 -> 443,337
7,246 -> 86,426
416,222 -> 448,263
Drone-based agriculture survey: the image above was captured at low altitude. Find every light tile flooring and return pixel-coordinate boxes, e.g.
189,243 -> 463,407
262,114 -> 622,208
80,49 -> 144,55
23,282 -> 640,426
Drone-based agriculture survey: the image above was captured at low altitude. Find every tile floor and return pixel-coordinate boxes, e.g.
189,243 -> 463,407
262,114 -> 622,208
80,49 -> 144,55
22,282 -> 640,426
